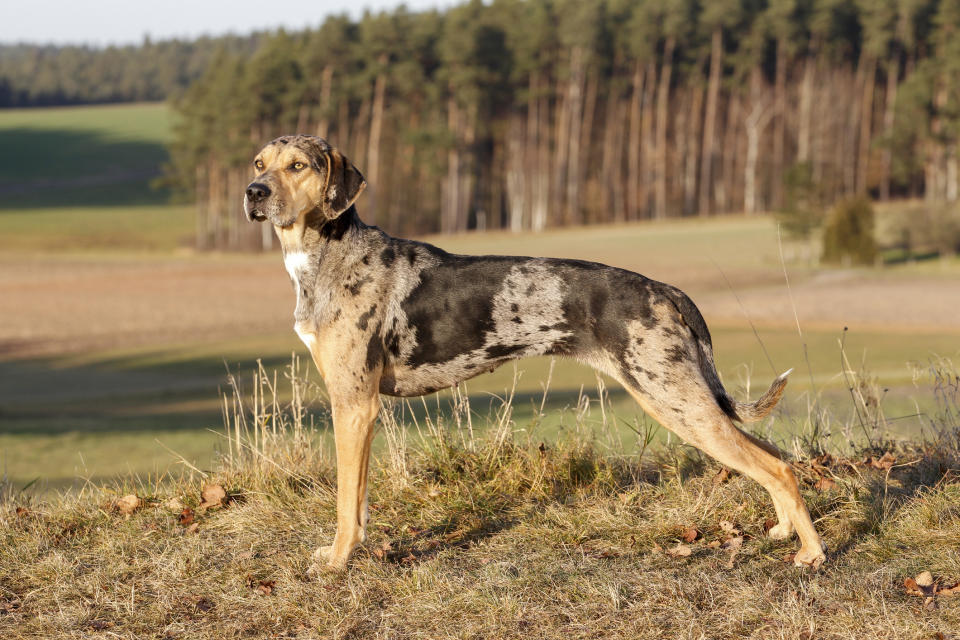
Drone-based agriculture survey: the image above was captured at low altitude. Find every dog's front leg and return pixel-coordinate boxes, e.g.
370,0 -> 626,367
309,385 -> 380,573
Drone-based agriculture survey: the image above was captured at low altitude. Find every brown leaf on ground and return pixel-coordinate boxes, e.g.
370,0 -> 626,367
199,484 -> 227,509
371,540 -> 393,561
681,527 -> 699,543
667,543 -> 692,558
0,598 -> 21,614
783,553 -> 797,563
938,582 -> 960,597
183,522 -> 199,535
14,506 -> 30,518
88,620 -> 114,630
707,540 -> 721,549
721,536 -> 744,568
194,597 -> 215,613
164,497 -> 185,512
719,520 -> 740,535
178,507 -> 195,526
865,452 -> 896,470
114,494 -> 142,516
712,468 -> 731,485
763,518 -> 777,533
813,476 -> 837,492
905,572 -> 936,597
245,575 -> 276,595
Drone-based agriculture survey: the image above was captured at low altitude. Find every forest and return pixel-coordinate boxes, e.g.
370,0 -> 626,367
4,0 -> 960,249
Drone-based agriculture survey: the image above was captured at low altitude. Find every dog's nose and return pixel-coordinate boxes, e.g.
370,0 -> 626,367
246,182 -> 271,202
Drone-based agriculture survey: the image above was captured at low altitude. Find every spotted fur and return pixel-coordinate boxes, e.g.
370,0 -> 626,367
244,135 -> 826,574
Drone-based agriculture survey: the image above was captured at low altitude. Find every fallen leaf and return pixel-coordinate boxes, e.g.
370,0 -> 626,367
681,527 -> 699,543
245,575 -> 276,595
813,476 -> 837,492
194,597 -> 215,613
164,497 -> 185,512
763,518 -> 777,534
14,506 -> 30,518
707,540 -> 721,549
178,508 -> 195,526
783,553 -> 797,563
721,536 -> 744,568
88,620 -> 114,631
719,520 -> 740,535
199,484 -> 227,509
371,540 -> 393,560
865,452 -> 896,470
916,571 -> 934,587
938,582 -> 960,597
114,494 -> 142,516
667,543 -> 692,558
184,523 -> 199,535
712,468 -> 731,485
0,599 -> 21,614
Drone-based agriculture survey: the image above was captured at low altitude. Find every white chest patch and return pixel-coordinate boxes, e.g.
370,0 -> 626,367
284,251 -> 310,284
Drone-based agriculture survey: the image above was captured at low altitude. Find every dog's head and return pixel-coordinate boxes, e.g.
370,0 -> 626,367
244,135 -> 366,227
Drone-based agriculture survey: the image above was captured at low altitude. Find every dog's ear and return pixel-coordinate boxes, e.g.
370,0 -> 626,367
322,149 -> 366,218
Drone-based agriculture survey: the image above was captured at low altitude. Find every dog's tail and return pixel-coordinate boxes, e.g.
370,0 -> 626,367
664,287 -> 791,423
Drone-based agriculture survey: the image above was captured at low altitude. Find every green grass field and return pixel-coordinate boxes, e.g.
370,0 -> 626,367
0,102 -> 173,209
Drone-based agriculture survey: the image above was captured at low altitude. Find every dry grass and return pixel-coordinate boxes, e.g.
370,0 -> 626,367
2,359 -> 960,639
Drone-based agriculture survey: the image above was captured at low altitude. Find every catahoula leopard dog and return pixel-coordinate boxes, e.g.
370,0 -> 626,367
243,134 -> 826,573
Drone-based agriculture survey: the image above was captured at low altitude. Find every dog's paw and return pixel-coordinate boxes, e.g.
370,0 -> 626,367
793,544 -> 827,569
767,522 -> 794,540
312,545 -> 333,562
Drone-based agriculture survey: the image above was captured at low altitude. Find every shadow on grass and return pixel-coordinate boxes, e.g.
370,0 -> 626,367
0,127 -> 170,209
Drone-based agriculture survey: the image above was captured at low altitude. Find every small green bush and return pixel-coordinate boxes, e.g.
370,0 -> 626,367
775,162 -> 824,241
822,196 -> 878,265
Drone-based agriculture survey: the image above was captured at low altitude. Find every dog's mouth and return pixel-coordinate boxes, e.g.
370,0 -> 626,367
243,196 -> 269,222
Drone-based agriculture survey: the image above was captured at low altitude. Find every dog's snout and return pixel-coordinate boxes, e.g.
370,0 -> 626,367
246,182 -> 271,202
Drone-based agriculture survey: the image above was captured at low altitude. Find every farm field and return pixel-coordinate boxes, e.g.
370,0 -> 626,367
1,102 -> 958,494
2,211 -> 959,491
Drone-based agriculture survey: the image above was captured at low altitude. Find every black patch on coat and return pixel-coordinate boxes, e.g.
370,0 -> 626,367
357,304 -> 377,330
485,343 -> 527,358
380,246 -> 396,267
401,255 -> 514,367
365,325 -> 383,372
666,344 -> 689,363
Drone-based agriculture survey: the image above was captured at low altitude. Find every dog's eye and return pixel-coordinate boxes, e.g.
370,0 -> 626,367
255,159 -> 264,170
292,162 -> 305,171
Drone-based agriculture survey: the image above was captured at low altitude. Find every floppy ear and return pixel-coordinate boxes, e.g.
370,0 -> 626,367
322,149 -> 366,218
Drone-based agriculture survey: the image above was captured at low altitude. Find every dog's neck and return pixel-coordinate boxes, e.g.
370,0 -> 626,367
275,205 -> 366,263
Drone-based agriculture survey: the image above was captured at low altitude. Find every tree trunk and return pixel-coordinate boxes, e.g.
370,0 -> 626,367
744,68 -> 773,215
579,69 -> 598,222
565,46 -> 586,226
627,60 -> 644,221
880,57 -> 898,200
506,110 -> 526,231
856,54 -> 877,195
366,59 -> 387,224
699,27 -> 722,216
772,37 -> 787,209
684,79 -> 704,215
443,95 -> 460,234
654,36 -> 675,219
316,64 -> 334,139
797,50 -> 816,164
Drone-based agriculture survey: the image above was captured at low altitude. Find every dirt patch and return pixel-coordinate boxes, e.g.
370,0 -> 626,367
2,254 -> 957,361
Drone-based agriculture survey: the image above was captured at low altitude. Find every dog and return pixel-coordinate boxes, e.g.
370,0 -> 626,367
243,135 -> 826,573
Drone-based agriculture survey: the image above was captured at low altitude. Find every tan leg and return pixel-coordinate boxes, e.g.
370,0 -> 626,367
310,391 -> 379,572
625,387 -> 825,568
740,430 -> 794,540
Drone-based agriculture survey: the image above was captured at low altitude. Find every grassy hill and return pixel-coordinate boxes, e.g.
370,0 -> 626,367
0,102 -> 172,210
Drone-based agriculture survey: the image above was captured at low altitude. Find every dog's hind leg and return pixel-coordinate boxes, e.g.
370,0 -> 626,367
613,319 -> 825,567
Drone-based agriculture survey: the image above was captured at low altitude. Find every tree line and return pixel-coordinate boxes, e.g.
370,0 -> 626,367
5,1 -> 958,249
0,37 -> 258,107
